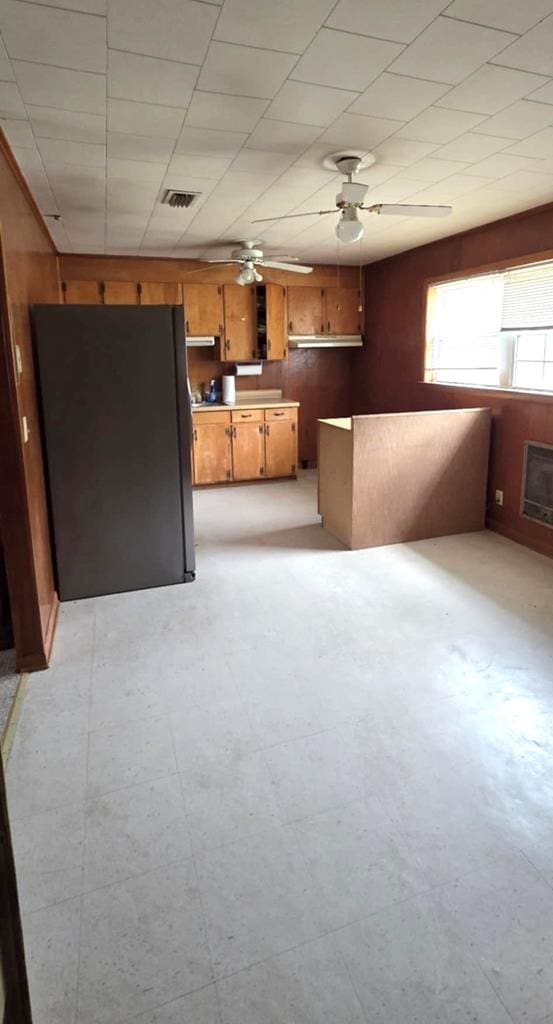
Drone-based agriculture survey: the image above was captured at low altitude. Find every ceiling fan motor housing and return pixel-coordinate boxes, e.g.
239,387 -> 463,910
336,181 -> 369,208
232,246 -> 264,262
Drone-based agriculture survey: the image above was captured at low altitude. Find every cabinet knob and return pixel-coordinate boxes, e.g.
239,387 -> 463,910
185,319 -> 190,332
320,323 -> 324,333
265,423 -> 270,436
193,428 -> 198,442
288,320 -> 293,331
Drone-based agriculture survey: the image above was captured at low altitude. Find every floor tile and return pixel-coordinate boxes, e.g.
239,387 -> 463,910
196,827 -> 328,977
11,803 -> 84,913
84,774 -> 191,891
86,715 -> 176,799
23,897 -> 81,1024
216,934 -> 365,1024
77,860 -> 212,1024
169,698 -> 259,771
263,729 -> 364,823
89,652 -> 167,730
125,984 -> 221,1023
7,724 -> 88,818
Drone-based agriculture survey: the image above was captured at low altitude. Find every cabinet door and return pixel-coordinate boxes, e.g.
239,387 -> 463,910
103,281 -> 139,304
232,421 -> 265,481
223,284 -> 257,361
265,283 -> 287,360
182,283 -> 224,336
325,287 -> 362,334
63,280 -> 101,304
140,281 -> 182,304
287,286 -> 325,335
264,420 -> 297,478
193,423 -> 232,484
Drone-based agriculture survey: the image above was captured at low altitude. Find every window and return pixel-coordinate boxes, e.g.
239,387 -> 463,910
425,259 -> 553,394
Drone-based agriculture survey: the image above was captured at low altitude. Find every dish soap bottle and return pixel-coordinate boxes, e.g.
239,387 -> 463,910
207,378 -> 217,404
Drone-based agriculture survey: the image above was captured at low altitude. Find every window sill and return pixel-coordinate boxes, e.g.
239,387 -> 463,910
419,381 -> 553,405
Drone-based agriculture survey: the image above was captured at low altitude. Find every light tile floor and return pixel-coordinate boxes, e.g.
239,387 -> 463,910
6,472 -> 553,1024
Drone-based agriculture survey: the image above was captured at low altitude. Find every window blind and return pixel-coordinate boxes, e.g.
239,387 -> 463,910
502,261 -> 553,330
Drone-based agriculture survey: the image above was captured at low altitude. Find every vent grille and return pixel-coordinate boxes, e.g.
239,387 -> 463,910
161,189 -> 200,209
522,441 -> 553,527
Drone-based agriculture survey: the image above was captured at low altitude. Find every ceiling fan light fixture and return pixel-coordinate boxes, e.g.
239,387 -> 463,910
336,208 -> 364,244
236,262 -> 256,285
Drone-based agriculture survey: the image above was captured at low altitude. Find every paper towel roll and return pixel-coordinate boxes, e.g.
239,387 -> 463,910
222,374 -> 236,405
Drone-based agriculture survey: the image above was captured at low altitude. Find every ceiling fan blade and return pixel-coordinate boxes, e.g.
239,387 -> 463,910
367,204 -> 452,218
251,210 -> 335,224
179,262 -> 235,277
263,261 -> 313,273
204,258 -> 239,263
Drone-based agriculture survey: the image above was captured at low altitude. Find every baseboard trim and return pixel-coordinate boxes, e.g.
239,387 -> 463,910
487,517 -> 553,560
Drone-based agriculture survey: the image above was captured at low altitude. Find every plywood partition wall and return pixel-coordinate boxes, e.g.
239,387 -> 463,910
318,409 -> 491,550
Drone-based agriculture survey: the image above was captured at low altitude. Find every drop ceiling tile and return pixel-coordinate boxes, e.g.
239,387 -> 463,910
107,132 -> 175,163
245,120 -> 322,154
245,188 -> 303,220
175,126 -> 248,158
507,127 -> 553,157
230,150 -> 296,174
528,79 -> 553,105
322,112 -> 403,149
186,92 -> 267,133
165,154 -> 231,179
468,152 -> 543,177
326,0 -> 459,44
189,195 -> 256,234
108,0 -> 217,65
1,118 -> 34,148
406,157 -> 471,182
38,137 -> 106,167
53,180 -> 106,213
491,168 -> 553,191
13,62 -> 105,116
214,0 -> 336,53
162,171 -> 216,196
0,1 -> 106,73
491,14 -> 553,75
108,98 -> 185,139
0,37 -> 13,81
350,73 -> 449,122
108,51 -> 198,109
373,137 -> 439,165
473,99 -> 553,139
212,171 -> 276,200
396,107 -> 485,144
407,172 -> 494,201
435,131 -> 511,160
107,180 -> 158,212
33,0 -> 106,11
291,29 -> 402,93
197,42 -> 296,100
107,158 -> 167,185
0,82 -> 26,119
445,0 -> 553,33
44,161 -> 106,187
28,106 -> 105,144
389,17 -> 516,85
265,81 -> 358,128
435,65 -> 549,116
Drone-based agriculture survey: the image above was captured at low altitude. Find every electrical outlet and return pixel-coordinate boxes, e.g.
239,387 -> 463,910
495,489 -> 504,506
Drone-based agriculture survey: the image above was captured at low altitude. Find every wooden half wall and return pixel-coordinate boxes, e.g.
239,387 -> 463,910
0,130 -> 59,669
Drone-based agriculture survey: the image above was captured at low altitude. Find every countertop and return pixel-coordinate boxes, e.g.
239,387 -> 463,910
192,399 -> 299,412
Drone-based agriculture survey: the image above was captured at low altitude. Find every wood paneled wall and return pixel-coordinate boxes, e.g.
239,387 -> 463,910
59,255 -> 358,463
0,130 -> 59,669
355,201 -> 553,558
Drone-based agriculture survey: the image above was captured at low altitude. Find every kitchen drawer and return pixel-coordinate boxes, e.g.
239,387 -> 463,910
231,408 -> 263,423
264,406 -> 297,421
192,410 -> 231,425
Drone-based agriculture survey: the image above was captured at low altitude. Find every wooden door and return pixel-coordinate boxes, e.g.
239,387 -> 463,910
63,279 -> 101,303
325,287 -> 362,334
139,281 -> 182,305
193,422 -> 232,484
182,284 -> 224,336
265,284 -> 287,360
103,280 -> 139,304
287,286 -> 325,335
232,421 -> 265,480
265,419 -> 297,478
223,284 -> 256,361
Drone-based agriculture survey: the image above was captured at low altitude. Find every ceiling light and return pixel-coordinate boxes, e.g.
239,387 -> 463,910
235,264 -> 255,285
336,208 -> 364,244
253,268 -> 263,282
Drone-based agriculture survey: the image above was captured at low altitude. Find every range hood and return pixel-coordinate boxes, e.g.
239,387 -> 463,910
186,335 -> 216,347
288,334 -> 363,349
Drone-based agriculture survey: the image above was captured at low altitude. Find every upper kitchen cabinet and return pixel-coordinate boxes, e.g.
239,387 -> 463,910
288,286 -> 325,336
62,280 -> 102,304
259,284 -> 287,361
139,282 -> 182,305
325,287 -> 362,335
103,281 -> 139,304
223,284 -> 257,361
182,283 -> 224,338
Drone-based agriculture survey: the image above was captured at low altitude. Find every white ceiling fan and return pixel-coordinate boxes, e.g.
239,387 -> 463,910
252,153 -> 453,244
201,240 -> 313,285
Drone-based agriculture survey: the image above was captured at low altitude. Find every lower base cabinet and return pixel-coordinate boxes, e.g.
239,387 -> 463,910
192,406 -> 298,485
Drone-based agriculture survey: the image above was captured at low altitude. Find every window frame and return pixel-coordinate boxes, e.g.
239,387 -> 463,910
421,248 -> 553,402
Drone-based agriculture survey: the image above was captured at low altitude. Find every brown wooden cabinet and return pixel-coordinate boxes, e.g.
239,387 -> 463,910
232,421 -> 265,480
223,284 -> 256,361
182,283 -> 224,337
287,286 -> 325,336
192,413 -> 232,484
103,280 -> 139,304
325,287 -> 362,334
140,281 -> 182,305
192,405 -> 298,484
265,283 -> 287,360
264,410 -> 297,478
62,280 -> 101,303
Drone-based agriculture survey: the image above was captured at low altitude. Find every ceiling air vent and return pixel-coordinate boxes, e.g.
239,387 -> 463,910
161,189 -> 201,209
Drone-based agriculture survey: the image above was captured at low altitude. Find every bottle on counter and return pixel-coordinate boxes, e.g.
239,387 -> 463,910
207,378 -> 217,403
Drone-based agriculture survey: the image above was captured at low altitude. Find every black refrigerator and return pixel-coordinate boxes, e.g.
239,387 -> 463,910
33,304 -> 195,601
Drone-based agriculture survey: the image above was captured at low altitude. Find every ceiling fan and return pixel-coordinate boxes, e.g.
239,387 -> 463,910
201,240 -> 313,285
252,153 -> 453,244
